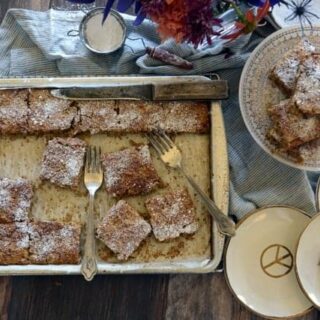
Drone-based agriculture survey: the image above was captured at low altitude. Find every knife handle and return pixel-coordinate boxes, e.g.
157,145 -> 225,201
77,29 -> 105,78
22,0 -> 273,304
152,81 -> 228,101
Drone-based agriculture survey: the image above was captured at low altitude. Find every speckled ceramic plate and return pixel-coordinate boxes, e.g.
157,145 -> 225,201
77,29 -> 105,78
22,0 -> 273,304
271,0 -> 320,29
239,26 -> 320,171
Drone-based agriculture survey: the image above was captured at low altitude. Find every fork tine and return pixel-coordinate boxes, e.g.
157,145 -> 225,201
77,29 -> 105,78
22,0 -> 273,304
97,147 -> 102,172
146,133 -> 165,155
91,146 -> 97,172
158,130 -> 174,147
154,131 -> 171,151
86,146 -> 91,172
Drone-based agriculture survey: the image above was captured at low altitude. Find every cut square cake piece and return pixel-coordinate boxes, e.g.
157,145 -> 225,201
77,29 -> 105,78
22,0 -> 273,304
40,137 -> 86,189
145,189 -> 198,241
0,177 -> 33,223
29,220 -> 81,264
159,101 -> 210,133
0,222 -> 29,265
96,200 -> 151,260
293,53 -> 320,115
28,89 -> 77,133
270,39 -> 315,94
102,145 -> 161,197
268,99 -> 320,150
0,89 -> 29,134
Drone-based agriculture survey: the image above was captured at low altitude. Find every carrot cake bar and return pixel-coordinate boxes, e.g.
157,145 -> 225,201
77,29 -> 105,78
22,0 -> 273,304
40,137 -> 86,189
270,39 -> 315,94
29,220 -> 81,264
0,222 -> 29,264
28,90 -> 77,133
96,200 -> 151,260
0,177 -> 33,223
102,145 -> 160,197
0,89 -> 29,134
145,189 -> 198,241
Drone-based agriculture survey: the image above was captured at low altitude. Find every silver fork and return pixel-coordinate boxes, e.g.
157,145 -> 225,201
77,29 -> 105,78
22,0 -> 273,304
81,146 -> 103,281
147,131 -> 236,237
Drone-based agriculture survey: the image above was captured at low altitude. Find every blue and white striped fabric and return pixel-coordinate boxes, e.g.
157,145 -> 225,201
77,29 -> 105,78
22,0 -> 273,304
0,9 -> 318,218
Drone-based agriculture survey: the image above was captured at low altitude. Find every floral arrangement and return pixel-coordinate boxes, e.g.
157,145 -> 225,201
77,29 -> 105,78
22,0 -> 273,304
69,0 -> 283,47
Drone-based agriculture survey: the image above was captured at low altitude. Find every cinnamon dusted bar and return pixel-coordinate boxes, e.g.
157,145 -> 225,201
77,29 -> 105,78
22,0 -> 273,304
40,137 -> 86,189
268,99 -> 320,150
73,100 -> 209,134
270,39 -> 315,94
96,200 -> 151,260
102,145 -> 160,197
145,189 -> 198,241
0,89 -> 29,134
29,220 -> 81,264
28,89 -> 77,133
293,53 -> 320,115
0,177 -> 33,224
0,222 -> 29,264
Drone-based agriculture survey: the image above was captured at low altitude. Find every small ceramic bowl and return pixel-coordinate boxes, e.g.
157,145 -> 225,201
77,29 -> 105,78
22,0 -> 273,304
79,8 -> 126,54
225,206 -> 313,319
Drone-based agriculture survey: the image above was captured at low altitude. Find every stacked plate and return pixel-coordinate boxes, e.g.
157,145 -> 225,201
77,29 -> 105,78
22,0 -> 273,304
224,185 -> 320,318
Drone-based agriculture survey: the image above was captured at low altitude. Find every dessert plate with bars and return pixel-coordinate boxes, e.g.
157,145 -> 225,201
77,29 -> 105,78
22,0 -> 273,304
239,26 -> 320,171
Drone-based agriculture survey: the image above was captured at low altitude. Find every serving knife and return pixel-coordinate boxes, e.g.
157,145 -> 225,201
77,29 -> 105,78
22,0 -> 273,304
51,80 -> 228,101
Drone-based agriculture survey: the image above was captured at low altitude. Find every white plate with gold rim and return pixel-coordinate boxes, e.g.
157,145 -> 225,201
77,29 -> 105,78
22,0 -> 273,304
225,206 -> 313,319
296,213 -> 320,309
296,182 -> 320,309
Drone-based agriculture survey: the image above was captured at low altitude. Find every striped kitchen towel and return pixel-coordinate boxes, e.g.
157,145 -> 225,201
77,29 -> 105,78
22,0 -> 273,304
0,8 -> 318,218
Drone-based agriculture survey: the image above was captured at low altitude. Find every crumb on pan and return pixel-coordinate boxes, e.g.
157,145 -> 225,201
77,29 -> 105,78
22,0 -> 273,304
145,188 -> 198,242
96,200 -> 151,260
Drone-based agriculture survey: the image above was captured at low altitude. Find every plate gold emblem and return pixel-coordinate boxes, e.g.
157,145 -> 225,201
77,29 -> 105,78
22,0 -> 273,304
260,244 -> 293,278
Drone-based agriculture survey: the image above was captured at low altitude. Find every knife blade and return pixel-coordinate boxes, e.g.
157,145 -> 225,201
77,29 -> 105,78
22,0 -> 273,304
51,81 -> 228,101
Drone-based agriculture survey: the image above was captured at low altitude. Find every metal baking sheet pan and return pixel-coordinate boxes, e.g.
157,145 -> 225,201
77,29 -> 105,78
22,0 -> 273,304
0,75 -> 228,275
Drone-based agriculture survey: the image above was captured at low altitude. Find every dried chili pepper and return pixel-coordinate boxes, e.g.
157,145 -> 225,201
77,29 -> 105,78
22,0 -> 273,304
146,47 -> 193,70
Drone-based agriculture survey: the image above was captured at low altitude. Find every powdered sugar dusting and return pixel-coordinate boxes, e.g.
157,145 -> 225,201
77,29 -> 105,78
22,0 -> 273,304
102,145 -> 160,197
145,189 -> 198,241
97,200 -> 151,260
0,177 -> 33,223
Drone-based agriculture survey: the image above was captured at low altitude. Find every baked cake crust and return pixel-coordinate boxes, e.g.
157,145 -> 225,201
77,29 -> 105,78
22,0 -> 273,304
40,137 -> 86,189
102,145 -> 161,197
0,177 -> 33,224
0,89 -> 29,134
145,189 -> 198,241
28,90 -> 77,133
96,200 -> 151,260
0,222 -> 29,265
29,220 -> 81,264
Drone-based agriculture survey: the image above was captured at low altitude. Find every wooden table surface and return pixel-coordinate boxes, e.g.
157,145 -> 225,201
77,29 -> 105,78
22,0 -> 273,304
0,1 -> 319,319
